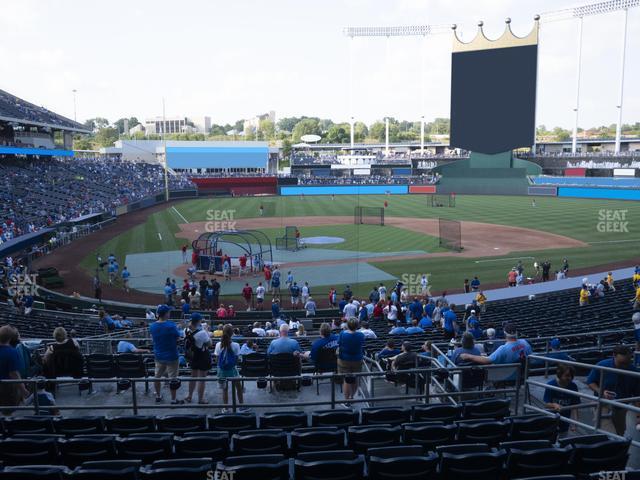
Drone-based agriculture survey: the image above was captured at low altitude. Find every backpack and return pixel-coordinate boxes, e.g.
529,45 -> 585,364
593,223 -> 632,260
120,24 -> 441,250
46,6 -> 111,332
184,328 -> 202,362
218,345 -> 237,370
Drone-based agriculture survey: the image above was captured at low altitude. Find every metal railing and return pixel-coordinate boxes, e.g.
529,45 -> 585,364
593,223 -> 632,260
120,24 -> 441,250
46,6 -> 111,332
524,353 -> 640,447
0,363 -> 522,416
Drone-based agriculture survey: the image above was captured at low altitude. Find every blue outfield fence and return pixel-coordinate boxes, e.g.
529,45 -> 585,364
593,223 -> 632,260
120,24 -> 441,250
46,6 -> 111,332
280,185 -> 409,196
558,186 -> 640,201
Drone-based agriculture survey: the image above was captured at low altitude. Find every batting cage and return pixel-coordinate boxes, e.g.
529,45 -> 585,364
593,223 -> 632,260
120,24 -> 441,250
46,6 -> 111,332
276,225 -> 300,251
428,194 -> 456,208
354,206 -> 385,226
438,218 -> 462,251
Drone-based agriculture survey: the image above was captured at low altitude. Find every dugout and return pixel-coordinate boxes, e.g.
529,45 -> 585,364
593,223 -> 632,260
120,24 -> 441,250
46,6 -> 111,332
192,229 -> 273,274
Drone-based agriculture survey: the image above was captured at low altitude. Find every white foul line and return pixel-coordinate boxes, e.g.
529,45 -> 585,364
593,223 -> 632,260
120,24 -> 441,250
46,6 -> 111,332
589,239 -> 640,245
475,256 -> 535,264
158,233 -> 162,241
171,206 -> 189,224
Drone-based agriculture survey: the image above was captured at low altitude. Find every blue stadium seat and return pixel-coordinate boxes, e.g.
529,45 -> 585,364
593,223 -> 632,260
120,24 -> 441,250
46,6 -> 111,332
456,419 -> 510,446
0,465 -> 70,480
569,439 -> 630,475
106,415 -> 156,435
58,435 -> 117,467
401,421 -> 457,450
439,449 -> 507,480
53,416 -> 105,436
506,446 -> 572,478
115,435 -> 173,463
209,413 -> 257,433
294,450 -> 364,480
260,411 -> 308,430
508,414 -> 559,442
347,425 -> 401,453
411,404 -> 462,423
461,399 -> 511,420
311,409 -> 358,429
139,458 -> 212,480
231,429 -> 288,456
0,437 -> 59,465
72,460 -> 142,480
290,427 -> 345,454
216,454 -> 289,480
173,432 -> 229,460
156,415 -> 208,434
361,407 -> 411,426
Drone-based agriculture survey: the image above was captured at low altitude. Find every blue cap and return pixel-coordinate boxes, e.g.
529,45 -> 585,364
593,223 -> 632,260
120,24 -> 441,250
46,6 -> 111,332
550,338 -> 561,349
156,304 -> 172,317
190,312 -> 202,323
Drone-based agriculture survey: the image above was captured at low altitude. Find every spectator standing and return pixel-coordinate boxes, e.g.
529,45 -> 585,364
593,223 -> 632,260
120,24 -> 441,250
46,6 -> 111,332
255,282 -> 265,310
121,266 -> 130,293
241,283 -> 253,311
586,345 -> 640,436
338,318 -> 365,405
184,313 -> 212,404
0,325 -> 28,411
214,324 -> 243,411
305,296 -> 317,317
149,305 -> 183,404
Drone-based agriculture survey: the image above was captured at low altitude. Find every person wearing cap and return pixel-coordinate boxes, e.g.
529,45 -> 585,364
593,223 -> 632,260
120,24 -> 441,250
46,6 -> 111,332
183,313 -> 212,404
586,345 -> 640,436
460,322 -> 532,373
466,311 -> 483,340
149,304 -> 183,404
483,328 -> 504,355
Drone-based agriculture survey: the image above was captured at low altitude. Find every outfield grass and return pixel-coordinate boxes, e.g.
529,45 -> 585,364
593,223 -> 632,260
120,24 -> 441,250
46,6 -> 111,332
81,194 -> 640,296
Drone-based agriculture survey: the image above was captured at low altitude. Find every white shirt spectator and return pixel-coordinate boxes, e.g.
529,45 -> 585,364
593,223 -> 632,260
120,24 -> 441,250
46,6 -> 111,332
256,285 -> 265,300
343,302 -> 358,318
359,327 -> 377,339
252,327 -> 266,337
385,304 -> 398,321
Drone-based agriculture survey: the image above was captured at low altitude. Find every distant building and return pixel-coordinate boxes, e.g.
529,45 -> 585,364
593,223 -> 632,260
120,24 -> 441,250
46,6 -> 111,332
144,115 -> 211,135
243,111 -> 276,134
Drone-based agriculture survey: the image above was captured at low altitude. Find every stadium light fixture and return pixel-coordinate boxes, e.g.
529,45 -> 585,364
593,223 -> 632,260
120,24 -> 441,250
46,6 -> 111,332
342,24 -> 451,38
541,0 -> 640,22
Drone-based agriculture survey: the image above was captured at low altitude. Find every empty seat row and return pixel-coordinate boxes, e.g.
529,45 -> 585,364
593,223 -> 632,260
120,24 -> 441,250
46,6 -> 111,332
0,400 -> 512,436
0,415 -> 560,465
0,438 -> 631,480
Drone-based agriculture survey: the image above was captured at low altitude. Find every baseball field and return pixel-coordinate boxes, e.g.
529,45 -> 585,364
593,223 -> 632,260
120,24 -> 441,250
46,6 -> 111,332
72,194 -> 640,300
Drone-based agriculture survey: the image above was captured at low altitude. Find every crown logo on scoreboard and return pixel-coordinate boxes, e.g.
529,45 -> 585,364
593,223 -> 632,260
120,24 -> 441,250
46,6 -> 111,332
452,16 -> 539,52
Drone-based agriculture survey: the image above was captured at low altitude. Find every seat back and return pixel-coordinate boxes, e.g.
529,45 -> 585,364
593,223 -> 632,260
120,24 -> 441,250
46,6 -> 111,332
209,413 -> 257,433
440,450 -> 506,480
0,437 -> 59,465
402,422 -> 457,450
240,353 -> 268,377
368,452 -> 439,480
107,415 -> 156,435
294,455 -> 364,480
291,427 -> 345,454
570,439 -> 631,474
232,429 -> 288,456
315,347 -> 338,372
174,433 -> 229,460
311,409 -> 358,429
260,411 -> 308,430
86,353 -> 116,378
115,353 -> 147,378
54,416 -> 105,435
269,353 -> 301,377
361,407 -> 411,426
411,404 -> 462,423
3,416 -> 55,435
509,414 -> 559,442
347,425 -> 401,453
0,465 -> 69,480
456,420 -> 509,446
462,399 -> 510,420
157,415 -> 208,434
506,446 -> 571,478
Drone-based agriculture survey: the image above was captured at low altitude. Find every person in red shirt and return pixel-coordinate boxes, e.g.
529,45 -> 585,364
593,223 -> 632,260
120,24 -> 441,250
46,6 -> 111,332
507,269 -> 517,287
384,201 -> 388,208
242,283 -> 253,311
191,250 -> 199,266
216,304 -> 227,318
227,305 -> 235,317
239,254 -> 247,276
264,265 -> 272,292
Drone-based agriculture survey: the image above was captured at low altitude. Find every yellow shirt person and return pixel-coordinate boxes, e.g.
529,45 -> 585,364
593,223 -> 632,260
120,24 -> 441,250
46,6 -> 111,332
579,287 -> 589,306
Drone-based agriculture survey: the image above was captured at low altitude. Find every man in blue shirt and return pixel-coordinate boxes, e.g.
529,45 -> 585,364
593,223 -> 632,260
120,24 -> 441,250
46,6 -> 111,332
338,298 -> 348,314
163,283 -> 173,305
121,266 -> 131,292
418,312 -> 433,329
460,323 -> 532,380
466,311 -> 482,339
470,276 -> 480,291
424,299 -> 436,319
389,322 -> 407,335
406,319 -> 425,335
586,345 -> 640,436
0,325 -> 29,407
267,324 -> 301,355
409,298 -> 423,321
271,298 -> 280,320
149,305 -> 183,404
442,304 -> 459,341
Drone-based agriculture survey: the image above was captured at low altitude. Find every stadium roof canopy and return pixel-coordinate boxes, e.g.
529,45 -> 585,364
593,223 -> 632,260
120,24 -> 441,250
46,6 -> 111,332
0,89 -> 91,134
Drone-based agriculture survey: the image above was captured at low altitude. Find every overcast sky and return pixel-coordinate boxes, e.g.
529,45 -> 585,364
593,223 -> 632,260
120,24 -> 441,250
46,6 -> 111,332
0,0 -> 638,129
